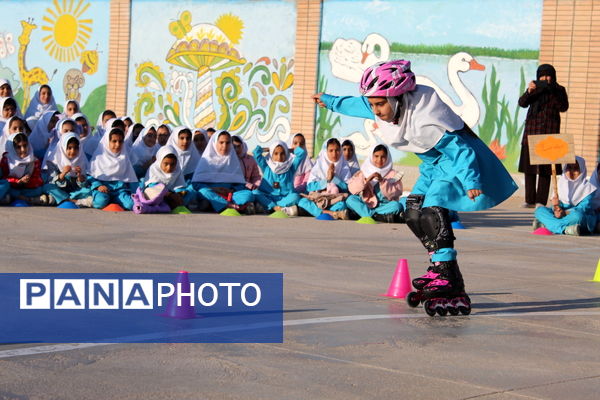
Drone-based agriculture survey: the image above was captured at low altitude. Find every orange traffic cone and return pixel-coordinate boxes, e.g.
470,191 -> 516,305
103,203 -> 125,212
381,259 -> 412,298
162,271 -> 196,319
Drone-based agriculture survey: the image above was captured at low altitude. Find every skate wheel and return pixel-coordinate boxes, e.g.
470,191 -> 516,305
436,307 -> 447,316
406,292 -> 420,308
458,305 -> 471,315
423,300 -> 437,317
447,307 -> 459,316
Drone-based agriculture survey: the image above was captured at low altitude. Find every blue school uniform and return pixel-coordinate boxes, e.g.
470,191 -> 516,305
191,182 -> 253,212
346,185 -> 402,218
297,173 -> 349,218
252,145 -> 306,211
89,178 -> 137,210
43,168 -> 92,204
534,192 -> 597,234
320,94 -> 518,213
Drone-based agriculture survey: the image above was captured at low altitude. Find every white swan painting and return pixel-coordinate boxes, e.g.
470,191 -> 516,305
415,52 -> 485,128
328,33 -> 390,82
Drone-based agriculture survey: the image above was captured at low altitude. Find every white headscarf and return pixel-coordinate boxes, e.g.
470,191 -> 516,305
144,145 -> 186,191
5,133 -> 34,178
360,144 -> 393,184
42,118 -> 76,170
557,156 -> 597,206
342,139 -> 360,175
28,110 -> 59,156
290,133 -> 313,176
62,99 -> 80,118
89,128 -> 138,182
0,79 -> 13,96
308,138 -> 352,183
589,162 -> 600,210
25,85 -> 57,127
266,140 -> 294,175
191,130 -> 245,184
131,125 -> 159,167
376,85 -> 464,153
167,126 -> 201,175
51,132 -> 88,177
0,97 -> 18,123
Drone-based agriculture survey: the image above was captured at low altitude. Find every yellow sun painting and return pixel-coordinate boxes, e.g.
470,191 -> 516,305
41,0 -> 93,63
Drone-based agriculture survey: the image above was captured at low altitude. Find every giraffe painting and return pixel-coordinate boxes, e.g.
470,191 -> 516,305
18,19 -> 49,111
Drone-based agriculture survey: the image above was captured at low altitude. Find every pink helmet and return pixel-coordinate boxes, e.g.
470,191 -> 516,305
359,60 -> 416,97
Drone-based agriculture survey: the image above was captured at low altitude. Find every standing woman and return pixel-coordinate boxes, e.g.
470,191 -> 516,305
518,64 -> 569,208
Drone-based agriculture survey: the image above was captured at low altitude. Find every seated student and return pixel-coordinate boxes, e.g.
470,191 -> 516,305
41,118 -> 78,178
88,128 -> 138,210
0,79 -> 14,97
70,112 -> 96,160
342,139 -> 360,175
589,161 -> 600,233
533,156 -> 597,235
0,116 -> 27,156
131,125 -> 158,178
0,133 -> 45,205
41,132 -> 91,207
156,124 -> 171,147
28,111 -> 60,159
189,130 -> 254,214
193,128 -> 208,154
252,140 -> 306,216
346,144 -> 403,223
128,123 -> 144,145
0,97 -> 18,133
232,135 -> 261,191
167,127 -> 201,181
25,84 -> 57,129
120,116 -> 134,134
141,145 -> 190,210
63,100 -> 80,118
298,138 -> 351,220
206,127 -> 216,139
95,109 -> 117,137
290,133 -> 314,193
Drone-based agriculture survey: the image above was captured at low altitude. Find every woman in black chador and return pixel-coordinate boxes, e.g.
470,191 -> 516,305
518,64 -> 569,207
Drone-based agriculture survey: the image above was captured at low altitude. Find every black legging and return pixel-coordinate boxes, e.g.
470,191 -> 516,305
524,173 -> 550,205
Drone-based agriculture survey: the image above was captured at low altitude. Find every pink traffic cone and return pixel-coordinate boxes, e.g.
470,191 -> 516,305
532,227 -> 553,235
381,259 -> 412,298
163,271 -> 196,319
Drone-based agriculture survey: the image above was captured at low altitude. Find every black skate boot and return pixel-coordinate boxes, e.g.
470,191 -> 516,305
420,261 -> 471,316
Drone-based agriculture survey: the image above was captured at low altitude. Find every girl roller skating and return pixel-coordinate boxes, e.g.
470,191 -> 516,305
314,60 -> 518,316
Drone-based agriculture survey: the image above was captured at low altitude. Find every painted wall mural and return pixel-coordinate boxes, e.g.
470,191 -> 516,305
0,0 -> 109,124
127,0 -> 296,148
318,0 -> 542,172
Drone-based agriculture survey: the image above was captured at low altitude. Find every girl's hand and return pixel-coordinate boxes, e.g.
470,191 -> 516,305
528,81 -> 537,93
62,165 -> 72,174
74,166 -> 81,175
20,174 -> 31,184
98,185 -> 109,193
553,207 -> 566,218
467,189 -> 482,200
312,93 -> 326,108
326,163 -> 335,182
551,195 -> 560,207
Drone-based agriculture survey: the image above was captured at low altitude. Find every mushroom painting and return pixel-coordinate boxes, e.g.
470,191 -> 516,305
167,11 -> 246,129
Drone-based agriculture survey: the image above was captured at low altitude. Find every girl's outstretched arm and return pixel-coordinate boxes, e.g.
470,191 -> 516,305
313,93 -> 374,119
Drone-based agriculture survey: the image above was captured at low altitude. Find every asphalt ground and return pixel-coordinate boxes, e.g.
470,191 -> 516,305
0,196 -> 599,400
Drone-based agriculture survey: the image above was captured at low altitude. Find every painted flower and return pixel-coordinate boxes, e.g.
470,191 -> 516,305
489,139 -> 506,160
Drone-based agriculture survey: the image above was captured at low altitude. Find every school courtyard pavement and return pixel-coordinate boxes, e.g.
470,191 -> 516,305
0,195 -> 599,400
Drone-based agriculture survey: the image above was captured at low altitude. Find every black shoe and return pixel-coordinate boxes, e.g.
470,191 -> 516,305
373,213 -> 395,223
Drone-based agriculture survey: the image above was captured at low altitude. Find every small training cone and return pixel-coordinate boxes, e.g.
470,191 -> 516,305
589,259 -> 600,282
316,213 -> 334,221
357,217 -> 377,224
381,258 -> 412,298
451,221 -> 466,229
10,199 -> 29,207
220,208 -> 242,217
103,203 -> 125,212
57,201 -> 79,209
269,210 -> 288,219
532,227 -> 553,235
162,271 -> 196,319
171,206 -> 192,214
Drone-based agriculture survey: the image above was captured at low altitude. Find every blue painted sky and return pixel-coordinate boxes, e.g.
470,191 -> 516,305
322,0 -> 542,50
